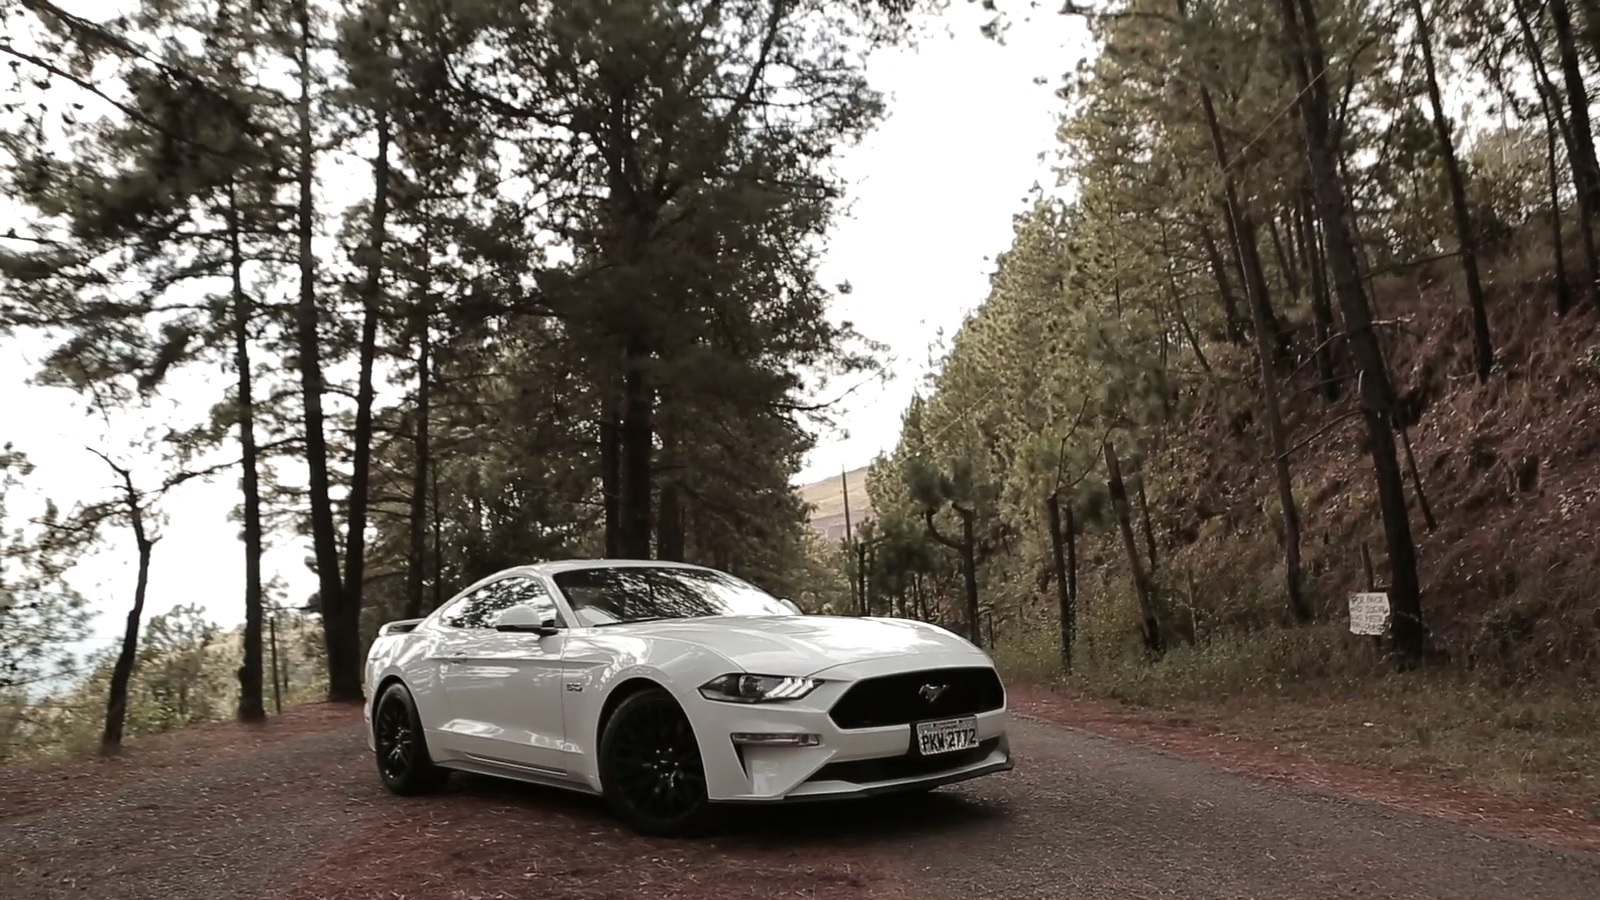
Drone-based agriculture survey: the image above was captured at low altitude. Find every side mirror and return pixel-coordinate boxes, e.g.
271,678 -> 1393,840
494,604 -> 559,636
777,598 -> 802,615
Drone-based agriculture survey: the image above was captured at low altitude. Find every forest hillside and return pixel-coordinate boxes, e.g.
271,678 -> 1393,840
834,0 -> 1600,710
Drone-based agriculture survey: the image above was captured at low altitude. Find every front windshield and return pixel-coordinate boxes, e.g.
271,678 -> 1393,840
552,566 -> 792,626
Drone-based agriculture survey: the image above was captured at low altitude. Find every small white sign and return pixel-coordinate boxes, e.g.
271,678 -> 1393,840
1349,592 -> 1390,635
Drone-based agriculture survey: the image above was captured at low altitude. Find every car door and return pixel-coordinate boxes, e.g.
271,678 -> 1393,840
434,575 -> 568,774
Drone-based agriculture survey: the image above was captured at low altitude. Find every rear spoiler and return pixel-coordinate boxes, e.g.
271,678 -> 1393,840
377,618 -> 425,637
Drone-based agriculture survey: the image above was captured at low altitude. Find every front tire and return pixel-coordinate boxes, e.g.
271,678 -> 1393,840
372,682 -> 447,796
598,687 -> 716,837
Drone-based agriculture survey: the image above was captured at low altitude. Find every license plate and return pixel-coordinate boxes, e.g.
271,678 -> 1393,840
914,716 -> 978,756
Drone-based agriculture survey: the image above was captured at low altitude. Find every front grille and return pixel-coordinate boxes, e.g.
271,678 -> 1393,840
827,667 -> 1004,729
808,738 -> 1000,785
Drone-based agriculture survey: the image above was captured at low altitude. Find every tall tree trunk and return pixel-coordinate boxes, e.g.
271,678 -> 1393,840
1176,0 -> 1282,366
923,506 -> 982,646
600,413 -> 621,557
1268,214 -> 1297,298
228,181 -> 265,723
1280,0 -> 1425,661
1194,61 -> 1311,624
1398,425 -> 1438,532
404,285 -> 432,620
1105,442 -> 1161,656
1409,0 -> 1494,382
1516,0 -> 1600,289
1549,0 -> 1600,213
1243,223 -> 1311,626
1159,222 -> 1213,373
337,16 -> 394,699
429,454 -> 443,610
865,541 -> 878,616
292,3 -> 350,696
840,468 -> 857,611
855,542 -> 868,615
655,396 -> 684,561
1046,492 -> 1074,672
655,485 -> 683,561
1197,84 -> 1285,373
1545,107 -> 1575,316
957,508 -> 979,646
617,338 -> 654,559
1065,503 -> 1077,614
1298,192 -> 1341,400
101,465 -> 156,755
1575,0 -> 1600,58
1135,473 -> 1159,571
840,466 -> 854,542
1199,221 -> 1245,344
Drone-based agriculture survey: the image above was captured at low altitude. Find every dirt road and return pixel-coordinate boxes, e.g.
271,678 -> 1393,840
3,708 -> 1597,900
894,718 -> 1600,899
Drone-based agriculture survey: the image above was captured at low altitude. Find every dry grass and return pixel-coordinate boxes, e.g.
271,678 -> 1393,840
1195,679 -> 1600,807
1009,682 -> 1600,854
995,628 -> 1600,823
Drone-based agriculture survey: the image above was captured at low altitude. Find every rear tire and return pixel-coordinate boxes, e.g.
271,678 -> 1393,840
372,682 -> 448,796
598,687 -> 718,837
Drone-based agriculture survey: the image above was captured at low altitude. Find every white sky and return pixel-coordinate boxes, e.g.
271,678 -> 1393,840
1,3 -> 1088,642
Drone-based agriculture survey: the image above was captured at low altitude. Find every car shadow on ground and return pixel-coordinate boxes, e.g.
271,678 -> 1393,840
439,771 -> 1007,847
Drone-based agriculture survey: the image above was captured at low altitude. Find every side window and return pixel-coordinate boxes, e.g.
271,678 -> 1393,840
505,577 -> 562,628
441,579 -> 519,629
437,584 -> 494,630
441,577 -> 561,630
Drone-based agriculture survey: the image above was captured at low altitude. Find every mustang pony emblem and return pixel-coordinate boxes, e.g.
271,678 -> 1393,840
918,683 -> 947,703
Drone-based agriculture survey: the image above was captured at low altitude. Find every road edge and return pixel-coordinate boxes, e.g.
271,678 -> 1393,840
1009,687 -> 1600,857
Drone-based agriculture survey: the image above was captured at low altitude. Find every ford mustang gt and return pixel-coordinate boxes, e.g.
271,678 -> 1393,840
363,559 -> 1013,835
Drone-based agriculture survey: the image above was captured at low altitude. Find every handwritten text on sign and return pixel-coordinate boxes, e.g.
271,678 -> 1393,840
1348,592 -> 1391,636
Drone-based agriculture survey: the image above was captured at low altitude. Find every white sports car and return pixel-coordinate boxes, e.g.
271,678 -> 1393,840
362,559 -> 1013,835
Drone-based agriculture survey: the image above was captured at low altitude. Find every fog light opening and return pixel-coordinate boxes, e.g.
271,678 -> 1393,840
731,732 -> 821,747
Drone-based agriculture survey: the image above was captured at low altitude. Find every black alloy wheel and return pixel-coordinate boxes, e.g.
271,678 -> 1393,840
599,687 -> 715,836
373,682 -> 447,795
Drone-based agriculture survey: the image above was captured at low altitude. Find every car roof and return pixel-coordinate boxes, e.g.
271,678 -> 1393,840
511,559 -> 710,577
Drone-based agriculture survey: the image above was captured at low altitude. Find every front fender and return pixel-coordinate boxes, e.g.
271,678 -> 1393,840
561,633 -> 739,790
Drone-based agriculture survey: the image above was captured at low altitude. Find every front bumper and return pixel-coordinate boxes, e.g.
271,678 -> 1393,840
687,654 -> 1013,802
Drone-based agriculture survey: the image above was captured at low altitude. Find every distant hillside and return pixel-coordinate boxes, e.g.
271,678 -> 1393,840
796,465 -> 874,542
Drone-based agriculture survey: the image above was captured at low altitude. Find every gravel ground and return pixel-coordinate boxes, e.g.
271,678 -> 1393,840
4,712 -> 1598,900
878,718 -> 1600,899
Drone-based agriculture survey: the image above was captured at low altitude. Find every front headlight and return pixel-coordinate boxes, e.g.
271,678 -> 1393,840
698,673 -> 819,704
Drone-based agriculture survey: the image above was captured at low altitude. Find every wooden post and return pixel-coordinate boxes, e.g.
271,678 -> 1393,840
1359,541 -> 1383,657
268,608 -> 283,714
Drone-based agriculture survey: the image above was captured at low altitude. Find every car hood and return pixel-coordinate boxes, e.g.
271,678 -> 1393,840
598,615 -> 985,676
